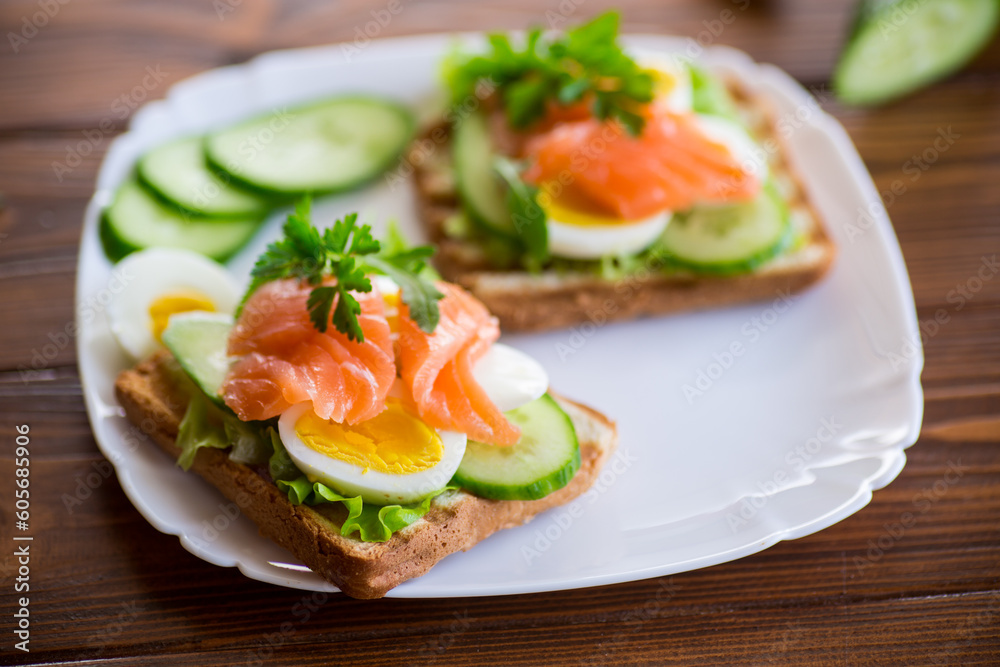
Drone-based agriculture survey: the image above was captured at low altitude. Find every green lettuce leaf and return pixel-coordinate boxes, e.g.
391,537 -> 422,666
267,429 -> 300,482
223,415 -> 272,466
175,383 -> 453,544
276,477 -> 457,543
278,476 -> 315,505
176,394 -> 229,470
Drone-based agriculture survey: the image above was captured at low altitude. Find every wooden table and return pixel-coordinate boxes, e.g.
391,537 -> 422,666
1,1 -> 998,664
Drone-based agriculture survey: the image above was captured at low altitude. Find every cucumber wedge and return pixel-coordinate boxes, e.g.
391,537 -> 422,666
161,312 -> 234,408
834,0 -> 1000,106
102,180 -> 263,262
205,97 -> 414,195
660,183 -> 791,275
138,136 -> 273,217
453,112 -> 517,239
452,394 -> 580,501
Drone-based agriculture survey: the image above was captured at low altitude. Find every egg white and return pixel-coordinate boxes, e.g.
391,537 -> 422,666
370,274 -> 400,296
473,343 -> 548,411
278,402 -> 467,505
545,209 -> 672,260
107,248 -> 239,360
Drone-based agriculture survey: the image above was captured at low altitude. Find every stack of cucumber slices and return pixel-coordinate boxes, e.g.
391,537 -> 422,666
102,97 -> 414,262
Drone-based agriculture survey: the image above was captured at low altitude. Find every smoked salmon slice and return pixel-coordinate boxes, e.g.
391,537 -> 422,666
221,279 -> 396,424
398,282 -> 521,446
523,105 -> 760,220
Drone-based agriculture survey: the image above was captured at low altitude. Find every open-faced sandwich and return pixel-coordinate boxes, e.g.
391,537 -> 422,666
410,12 -> 836,332
110,202 -> 617,599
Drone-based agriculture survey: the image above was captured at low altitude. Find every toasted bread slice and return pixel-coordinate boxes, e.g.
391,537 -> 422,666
411,77 -> 836,332
114,351 -> 618,599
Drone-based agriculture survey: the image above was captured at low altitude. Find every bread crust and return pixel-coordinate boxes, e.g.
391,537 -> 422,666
411,75 -> 836,332
114,351 -> 618,599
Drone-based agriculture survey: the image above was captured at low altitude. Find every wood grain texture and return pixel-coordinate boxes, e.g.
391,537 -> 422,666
1,0 -> 999,664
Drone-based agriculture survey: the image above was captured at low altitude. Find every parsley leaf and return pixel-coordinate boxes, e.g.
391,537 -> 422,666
240,200 -> 443,341
241,199 -> 321,303
363,244 -> 445,334
493,156 -> 549,267
446,11 -> 654,134
305,285 -> 337,334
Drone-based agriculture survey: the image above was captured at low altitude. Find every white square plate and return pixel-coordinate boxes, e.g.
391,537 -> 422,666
77,34 -> 923,597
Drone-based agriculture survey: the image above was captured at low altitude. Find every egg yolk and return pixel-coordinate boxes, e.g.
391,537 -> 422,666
148,291 -> 216,342
382,289 -> 401,334
648,66 -> 679,99
295,398 -> 443,475
538,186 -> 645,227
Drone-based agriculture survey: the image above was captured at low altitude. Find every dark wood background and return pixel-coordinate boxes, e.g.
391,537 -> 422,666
1,0 -> 998,664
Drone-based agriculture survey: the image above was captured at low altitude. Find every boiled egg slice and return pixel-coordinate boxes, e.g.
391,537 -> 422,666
278,275 -> 549,504
636,53 -> 763,180
107,248 -> 239,360
639,53 -> 694,113
473,343 -> 548,412
537,189 -> 672,260
278,399 -> 467,505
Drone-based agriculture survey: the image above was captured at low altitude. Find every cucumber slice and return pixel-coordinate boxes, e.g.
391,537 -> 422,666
161,312 -> 233,408
138,136 -> 273,217
453,112 -> 517,239
834,0 -> 1000,106
99,213 -> 133,264
205,97 -> 414,195
660,184 -> 791,275
102,180 -> 262,262
452,394 -> 580,501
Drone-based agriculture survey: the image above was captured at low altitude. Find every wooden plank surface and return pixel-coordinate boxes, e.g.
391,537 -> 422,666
1,0 -> 999,665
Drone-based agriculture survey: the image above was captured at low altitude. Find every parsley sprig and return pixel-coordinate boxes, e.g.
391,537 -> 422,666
445,12 -> 654,135
240,199 -> 443,341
